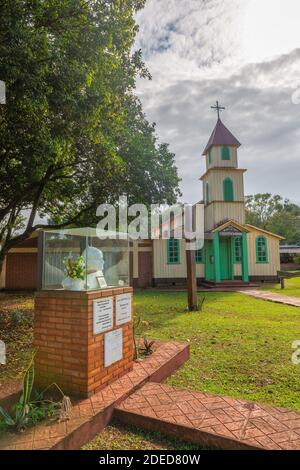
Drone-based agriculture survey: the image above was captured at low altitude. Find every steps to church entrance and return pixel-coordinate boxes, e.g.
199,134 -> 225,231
115,382 -> 300,450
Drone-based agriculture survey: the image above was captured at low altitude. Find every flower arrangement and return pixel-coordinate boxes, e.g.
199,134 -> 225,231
63,256 -> 86,280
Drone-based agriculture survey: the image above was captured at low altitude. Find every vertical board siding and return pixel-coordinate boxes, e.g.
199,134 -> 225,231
247,229 -> 280,276
6,253 -> 38,289
202,170 -> 245,202
206,146 -> 238,168
153,240 -> 204,279
204,202 -> 245,231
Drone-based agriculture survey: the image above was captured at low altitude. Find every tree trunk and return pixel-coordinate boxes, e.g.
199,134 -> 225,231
0,247 -> 7,283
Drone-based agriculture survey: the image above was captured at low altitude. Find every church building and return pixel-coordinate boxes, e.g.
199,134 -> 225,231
131,109 -> 284,288
0,108 -> 284,290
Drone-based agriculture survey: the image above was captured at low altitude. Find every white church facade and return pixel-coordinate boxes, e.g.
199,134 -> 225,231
0,112 -> 283,290
132,113 -> 283,288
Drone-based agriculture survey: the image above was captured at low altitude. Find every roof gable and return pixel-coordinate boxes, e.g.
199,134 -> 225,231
245,224 -> 285,240
202,118 -> 241,155
212,220 -> 250,234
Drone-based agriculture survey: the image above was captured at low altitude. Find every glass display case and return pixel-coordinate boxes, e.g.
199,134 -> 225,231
39,227 -> 129,291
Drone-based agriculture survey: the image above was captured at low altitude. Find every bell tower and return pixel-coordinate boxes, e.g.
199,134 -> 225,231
201,102 -> 246,232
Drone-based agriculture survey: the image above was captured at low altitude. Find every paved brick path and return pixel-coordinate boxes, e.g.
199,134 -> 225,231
240,289 -> 300,307
0,341 -> 189,450
115,383 -> 300,450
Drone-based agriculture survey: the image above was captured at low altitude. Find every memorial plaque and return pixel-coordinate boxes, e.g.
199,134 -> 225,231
93,297 -> 113,335
116,293 -> 132,326
104,328 -> 123,367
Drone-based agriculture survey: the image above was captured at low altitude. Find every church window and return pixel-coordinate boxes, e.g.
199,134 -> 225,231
195,248 -> 204,263
222,146 -> 231,160
167,239 -> 180,264
223,177 -> 234,202
208,150 -> 212,164
234,237 -> 242,263
256,236 -> 269,263
205,182 -> 210,204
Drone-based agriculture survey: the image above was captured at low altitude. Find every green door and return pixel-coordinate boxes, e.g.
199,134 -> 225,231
220,238 -> 231,280
205,240 -> 215,281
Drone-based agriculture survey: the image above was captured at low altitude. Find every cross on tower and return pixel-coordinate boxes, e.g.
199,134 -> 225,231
211,100 -> 225,119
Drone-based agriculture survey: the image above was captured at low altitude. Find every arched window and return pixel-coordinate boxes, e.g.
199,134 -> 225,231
223,177 -> 234,202
256,236 -> 269,263
205,182 -> 210,204
222,146 -> 231,160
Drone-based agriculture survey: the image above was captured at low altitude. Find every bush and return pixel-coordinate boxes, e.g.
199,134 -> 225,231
293,254 -> 300,265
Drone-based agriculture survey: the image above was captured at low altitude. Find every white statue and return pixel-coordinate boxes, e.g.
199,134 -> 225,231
82,246 -> 107,289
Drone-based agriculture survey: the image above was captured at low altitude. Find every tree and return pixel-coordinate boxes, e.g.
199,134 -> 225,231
245,194 -> 300,244
0,0 -> 181,270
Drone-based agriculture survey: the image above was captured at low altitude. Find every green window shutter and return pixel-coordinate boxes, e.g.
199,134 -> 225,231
208,150 -> 212,164
167,239 -> 180,264
195,248 -> 204,264
233,237 -> 242,263
205,182 -> 210,204
256,236 -> 269,263
222,146 -> 231,160
223,178 -> 234,202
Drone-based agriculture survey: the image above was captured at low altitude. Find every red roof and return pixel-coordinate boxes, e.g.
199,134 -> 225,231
202,118 -> 241,155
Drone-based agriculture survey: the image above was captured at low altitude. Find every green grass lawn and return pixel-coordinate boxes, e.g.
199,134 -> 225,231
261,276 -> 300,298
82,420 -> 204,450
0,292 -> 34,386
135,290 -> 300,411
1,289 -> 300,449
1,288 -> 300,413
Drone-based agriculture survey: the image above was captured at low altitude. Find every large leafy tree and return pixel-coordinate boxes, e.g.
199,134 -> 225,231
245,194 -> 300,245
0,0 -> 181,269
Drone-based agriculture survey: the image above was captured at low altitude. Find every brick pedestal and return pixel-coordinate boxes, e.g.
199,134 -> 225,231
34,287 -> 133,398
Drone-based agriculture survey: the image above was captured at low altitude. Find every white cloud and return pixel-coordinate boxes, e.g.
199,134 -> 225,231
135,0 -> 300,205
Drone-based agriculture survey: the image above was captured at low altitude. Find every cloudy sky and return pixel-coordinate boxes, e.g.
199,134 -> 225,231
135,0 -> 300,205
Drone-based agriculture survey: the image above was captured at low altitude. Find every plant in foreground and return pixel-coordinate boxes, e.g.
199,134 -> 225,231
0,353 -> 72,432
133,312 -> 142,360
140,337 -> 155,356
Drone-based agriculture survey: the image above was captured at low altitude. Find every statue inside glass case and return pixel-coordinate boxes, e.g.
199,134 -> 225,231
82,245 -> 107,289
61,246 -> 107,290
42,227 -> 129,291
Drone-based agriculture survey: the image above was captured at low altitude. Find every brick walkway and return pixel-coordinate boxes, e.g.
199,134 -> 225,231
115,383 -> 300,450
240,289 -> 300,307
0,341 -> 189,450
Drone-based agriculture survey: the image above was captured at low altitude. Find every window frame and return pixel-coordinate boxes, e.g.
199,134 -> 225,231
208,150 -> 212,165
195,248 -> 204,264
205,182 -> 210,204
223,177 -> 234,202
221,146 -> 231,161
233,237 -> 242,264
256,236 -> 269,264
167,238 -> 181,264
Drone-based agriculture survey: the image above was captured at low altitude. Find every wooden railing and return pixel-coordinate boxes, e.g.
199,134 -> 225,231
277,270 -> 300,289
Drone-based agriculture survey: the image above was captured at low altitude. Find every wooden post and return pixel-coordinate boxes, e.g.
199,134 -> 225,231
280,277 -> 285,289
242,231 -> 249,283
186,240 -> 198,311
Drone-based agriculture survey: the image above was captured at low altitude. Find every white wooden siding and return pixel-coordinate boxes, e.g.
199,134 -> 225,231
206,146 -> 238,169
202,169 -> 245,202
247,229 -> 280,276
153,240 -> 205,279
204,202 -> 245,231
